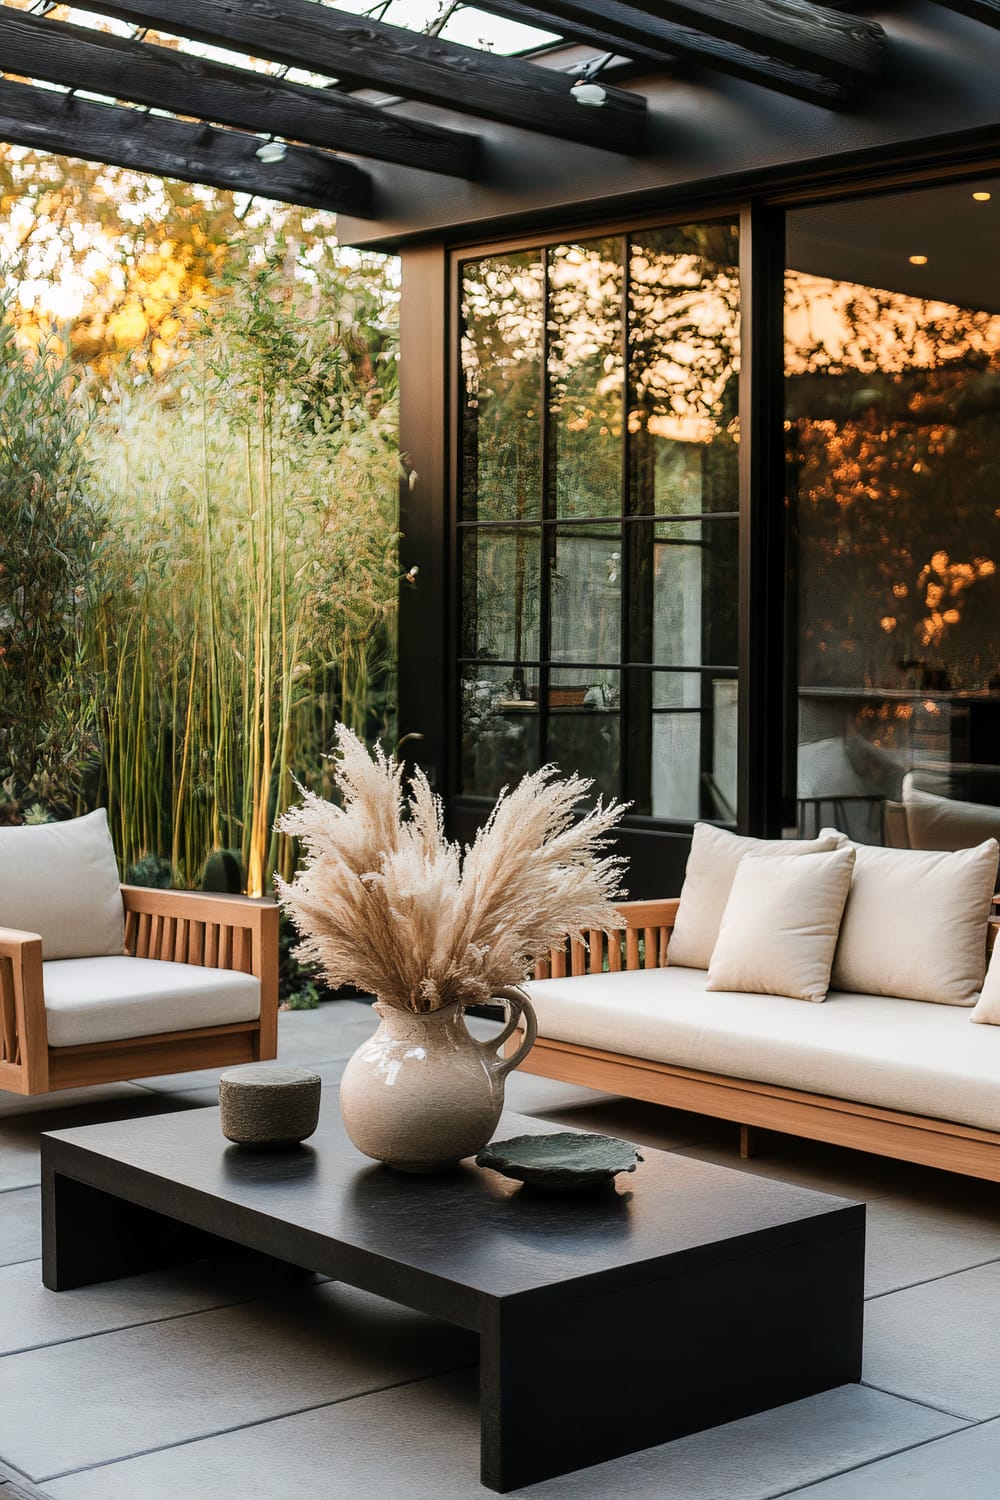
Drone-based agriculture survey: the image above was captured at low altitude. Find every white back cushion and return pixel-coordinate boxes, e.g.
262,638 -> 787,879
831,839 -> 999,1006
0,809 -> 125,960
706,845 -> 856,1003
902,782 -> 1000,852
668,823 -> 846,970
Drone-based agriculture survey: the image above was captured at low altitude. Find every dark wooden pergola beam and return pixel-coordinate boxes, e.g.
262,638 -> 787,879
0,76 -> 372,214
479,0 -> 858,106
614,0 -> 885,85
0,7 -> 478,177
929,0 -> 1000,28
64,0 -> 647,154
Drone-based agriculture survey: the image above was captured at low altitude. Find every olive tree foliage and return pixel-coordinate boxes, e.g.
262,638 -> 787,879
0,310 -> 107,821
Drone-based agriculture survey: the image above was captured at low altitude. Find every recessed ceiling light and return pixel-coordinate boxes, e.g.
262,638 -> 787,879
255,141 -> 287,163
972,191 -> 992,202
908,254 -> 928,265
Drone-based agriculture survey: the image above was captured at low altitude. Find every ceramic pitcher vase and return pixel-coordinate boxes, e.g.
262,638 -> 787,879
339,986 -> 538,1172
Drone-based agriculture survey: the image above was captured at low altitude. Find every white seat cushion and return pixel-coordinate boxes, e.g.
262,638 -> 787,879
0,809 -> 124,961
43,956 -> 260,1048
523,966 -> 1000,1133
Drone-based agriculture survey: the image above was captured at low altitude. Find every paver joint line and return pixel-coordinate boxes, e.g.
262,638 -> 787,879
34,1361 -> 478,1485
859,1379 -> 986,1423
864,1252 -> 1000,1301
767,1415 -> 986,1499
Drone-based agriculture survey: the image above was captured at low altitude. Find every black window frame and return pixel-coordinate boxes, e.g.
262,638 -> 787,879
452,214 -> 748,829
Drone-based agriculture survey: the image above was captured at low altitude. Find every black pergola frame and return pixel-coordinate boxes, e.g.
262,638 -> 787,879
0,0 -> 897,216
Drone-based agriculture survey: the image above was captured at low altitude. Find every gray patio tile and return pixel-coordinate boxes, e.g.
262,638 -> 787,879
864,1260 -> 1000,1419
675,1134 -> 928,1204
135,1000 -> 379,1092
532,1093 -> 727,1149
533,1384 -> 965,1499
0,1254 -> 317,1356
785,1416 -> 1000,1498
140,1058 -> 358,1111
501,1069 -> 613,1117
0,1125 -> 43,1194
865,1185 -> 1000,1296
0,1188 -> 40,1267
133,1085 -> 223,1109
0,1083 -> 148,1121
0,1091 -> 194,1191
41,1374 -> 964,1500
0,1280 -> 475,1482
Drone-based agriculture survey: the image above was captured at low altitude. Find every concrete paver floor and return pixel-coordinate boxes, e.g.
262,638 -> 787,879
1,1000 -> 997,1500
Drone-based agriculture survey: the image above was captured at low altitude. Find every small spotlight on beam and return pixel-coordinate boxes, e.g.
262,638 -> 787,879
570,80 -> 607,107
255,141 -> 287,163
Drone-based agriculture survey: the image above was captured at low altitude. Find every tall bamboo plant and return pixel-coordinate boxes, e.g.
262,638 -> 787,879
84,252 -> 400,890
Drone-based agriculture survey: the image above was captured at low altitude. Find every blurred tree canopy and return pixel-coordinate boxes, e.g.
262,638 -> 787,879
0,143 -> 401,897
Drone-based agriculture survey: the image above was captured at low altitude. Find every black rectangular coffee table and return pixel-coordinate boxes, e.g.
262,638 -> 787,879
41,1108 -> 864,1492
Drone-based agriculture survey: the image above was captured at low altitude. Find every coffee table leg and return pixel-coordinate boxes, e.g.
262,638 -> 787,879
480,1293 -> 658,1493
479,1221 -> 864,1493
42,1165 -> 230,1291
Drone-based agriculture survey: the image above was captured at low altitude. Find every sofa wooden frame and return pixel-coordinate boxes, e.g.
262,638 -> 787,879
0,886 -> 279,1096
522,899 -> 1000,1184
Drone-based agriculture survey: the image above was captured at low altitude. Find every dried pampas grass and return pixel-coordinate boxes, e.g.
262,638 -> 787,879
276,725 -> 628,1013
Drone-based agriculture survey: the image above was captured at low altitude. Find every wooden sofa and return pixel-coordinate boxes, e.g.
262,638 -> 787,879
519,899 -> 1000,1183
0,885 -> 278,1096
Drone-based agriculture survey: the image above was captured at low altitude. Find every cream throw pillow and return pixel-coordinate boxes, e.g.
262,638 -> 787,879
831,839 -> 999,1006
706,846 -> 856,1002
668,823 -> 847,970
971,939 -> 1000,1025
902,784 -> 1000,852
0,808 -> 125,961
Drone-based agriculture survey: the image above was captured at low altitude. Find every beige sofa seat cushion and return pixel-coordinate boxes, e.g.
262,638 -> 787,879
831,839 -> 998,1006
668,823 -> 846,970
0,809 -> 124,961
523,966 -> 1000,1134
43,956 -> 260,1048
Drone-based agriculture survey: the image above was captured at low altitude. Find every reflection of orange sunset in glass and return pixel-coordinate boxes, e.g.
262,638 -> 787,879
789,252 -> 1000,694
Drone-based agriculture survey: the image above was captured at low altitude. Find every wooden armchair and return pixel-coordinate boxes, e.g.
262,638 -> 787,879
0,886 -> 278,1096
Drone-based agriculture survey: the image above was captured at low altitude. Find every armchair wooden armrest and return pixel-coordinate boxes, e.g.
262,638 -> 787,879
0,925 -> 48,1093
534,897 -> 680,979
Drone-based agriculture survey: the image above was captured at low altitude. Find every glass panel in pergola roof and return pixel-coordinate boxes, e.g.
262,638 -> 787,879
50,0 -> 561,86
325,0 -> 560,55
437,7 -> 559,52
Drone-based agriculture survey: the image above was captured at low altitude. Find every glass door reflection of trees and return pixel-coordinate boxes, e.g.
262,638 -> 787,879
459,225 -> 740,819
787,181 -> 1000,845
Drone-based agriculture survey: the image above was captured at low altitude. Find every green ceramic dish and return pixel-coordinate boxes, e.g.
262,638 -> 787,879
475,1132 -> 642,1192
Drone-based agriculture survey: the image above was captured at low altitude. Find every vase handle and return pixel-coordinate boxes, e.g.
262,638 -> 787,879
482,985 -> 538,1080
